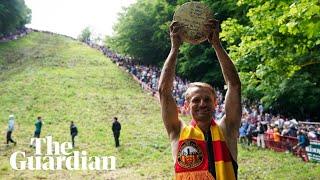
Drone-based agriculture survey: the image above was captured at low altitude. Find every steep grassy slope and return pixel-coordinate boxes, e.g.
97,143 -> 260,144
0,32 -> 172,179
0,32 -> 319,179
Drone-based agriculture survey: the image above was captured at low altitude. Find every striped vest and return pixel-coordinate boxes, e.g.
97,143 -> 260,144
175,119 -> 237,180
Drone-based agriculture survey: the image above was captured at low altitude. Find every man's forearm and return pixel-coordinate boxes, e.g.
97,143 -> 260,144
213,43 -> 240,87
158,49 -> 179,94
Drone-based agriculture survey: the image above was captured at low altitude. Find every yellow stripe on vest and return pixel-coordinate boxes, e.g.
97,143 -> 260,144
215,161 -> 236,180
210,124 -> 226,141
179,123 -> 225,141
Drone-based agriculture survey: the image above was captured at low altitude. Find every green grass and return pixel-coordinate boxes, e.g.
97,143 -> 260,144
0,32 -> 319,179
238,146 -> 319,179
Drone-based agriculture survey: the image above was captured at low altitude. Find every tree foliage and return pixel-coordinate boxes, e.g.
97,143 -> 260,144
0,0 -> 31,36
106,0 -> 173,65
78,26 -> 92,42
221,0 -> 320,119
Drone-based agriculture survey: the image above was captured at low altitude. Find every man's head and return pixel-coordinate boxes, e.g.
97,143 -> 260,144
113,117 -> 118,121
37,116 -> 42,121
9,114 -> 14,120
184,82 -> 217,122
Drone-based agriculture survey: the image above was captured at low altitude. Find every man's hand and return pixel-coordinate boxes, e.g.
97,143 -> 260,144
205,19 -> 221,47
169,21 -> 183,50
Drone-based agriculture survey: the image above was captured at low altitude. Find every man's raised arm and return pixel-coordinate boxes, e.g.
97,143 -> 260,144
207,19 -> 241,131
158,22 -> 183,140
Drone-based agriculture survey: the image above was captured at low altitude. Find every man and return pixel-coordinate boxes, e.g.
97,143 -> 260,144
256,122 -> 265,148
293,130 -> 309,162
34,116 -> 43,138
246,122 -> 255,146
239,121 -> 248,147
6,114 -> 17,146
70,121 -> 78,148
112,117 -> 121,147
158,19 -> 241,180
30,116 -> 43,147
316,127 -> 320,140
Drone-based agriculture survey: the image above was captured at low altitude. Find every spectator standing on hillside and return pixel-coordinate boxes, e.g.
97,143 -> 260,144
258,103 -> 264,115
246,123 -> 255,146
266,124 -> 274,139
277,115 -> 285,131
239,122 -> 248,146
273,128 -> 281,144
281,124 -> 290,136
256,122 -> 265,148
112,117 -> 121,147
316,127 -> 320,140
6,114 -> 17,146
293,130 -> 310,161
70,121 -> 78,148
34,116 -> 43,138
30,116 -> 43,147
286,123 -> 297,137
307,126 -> 317,140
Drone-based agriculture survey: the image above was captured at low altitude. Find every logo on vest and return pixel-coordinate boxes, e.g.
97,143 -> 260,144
177,140 -> 203,169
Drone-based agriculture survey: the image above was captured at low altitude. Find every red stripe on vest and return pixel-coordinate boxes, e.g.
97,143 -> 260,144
213,140 -> 232,162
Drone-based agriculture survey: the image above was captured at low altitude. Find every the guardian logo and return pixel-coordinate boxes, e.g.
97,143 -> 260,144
10,136 -> 116,170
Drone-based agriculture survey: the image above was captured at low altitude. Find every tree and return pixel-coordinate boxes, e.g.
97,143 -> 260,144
106,0 -> 173,65
221,0 -> 320,120
78,27 -> 92,43
0,0 -> 31,36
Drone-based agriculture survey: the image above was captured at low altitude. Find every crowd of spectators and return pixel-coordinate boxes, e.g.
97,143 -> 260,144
240,105 -> 320,143
0,28 -> 77,43
0,28 -> 32,42
96,45 -> 190,108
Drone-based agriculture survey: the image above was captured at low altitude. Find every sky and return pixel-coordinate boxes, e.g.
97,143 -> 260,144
24,0 -> 136,38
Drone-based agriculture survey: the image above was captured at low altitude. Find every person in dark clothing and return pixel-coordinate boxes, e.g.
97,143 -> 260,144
293,130 -> 309,162
30,116 -> 43,147
112,117 -> 121,147
256,122 -> 265,148
246,123 -> 255,146
70,121 -> 78,148
288,125 -> 298,137
34,116 -> 43,138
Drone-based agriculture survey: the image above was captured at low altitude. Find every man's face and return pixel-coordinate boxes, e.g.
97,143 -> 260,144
186,87 -> 216,122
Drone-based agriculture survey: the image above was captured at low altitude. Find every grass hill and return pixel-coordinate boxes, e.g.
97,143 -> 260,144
0,32 -> 319,179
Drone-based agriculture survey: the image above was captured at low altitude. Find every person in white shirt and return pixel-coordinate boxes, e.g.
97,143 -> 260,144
6,114 -> 17,146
